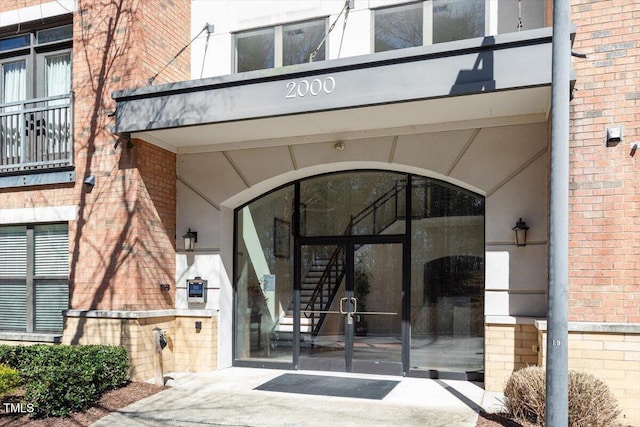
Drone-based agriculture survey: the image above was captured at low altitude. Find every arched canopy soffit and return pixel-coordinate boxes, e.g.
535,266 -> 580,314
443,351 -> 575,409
222,161 -> 483,210
176,121 -> 548,211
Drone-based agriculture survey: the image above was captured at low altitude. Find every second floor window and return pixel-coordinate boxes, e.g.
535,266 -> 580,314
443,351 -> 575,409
374,2 -> 423,52
0,24 -> 72,104
0,22 -> 73,174
235,18 -> 327,73
374,1 -> 485,53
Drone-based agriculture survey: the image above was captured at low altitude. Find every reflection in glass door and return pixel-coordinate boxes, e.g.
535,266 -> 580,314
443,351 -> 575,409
298,242 -> 403,375
352,243 -> 402,374
233,171 -> 485,379
298,244 -> 347,372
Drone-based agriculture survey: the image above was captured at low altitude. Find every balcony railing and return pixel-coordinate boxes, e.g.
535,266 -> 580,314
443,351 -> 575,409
0,94 -> 73,174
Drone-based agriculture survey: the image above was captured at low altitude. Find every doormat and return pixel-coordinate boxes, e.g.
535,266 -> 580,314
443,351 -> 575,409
254,373 -> 399,400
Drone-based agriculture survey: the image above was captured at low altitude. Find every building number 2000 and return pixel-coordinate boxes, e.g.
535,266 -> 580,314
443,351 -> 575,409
286,77 -> 335,99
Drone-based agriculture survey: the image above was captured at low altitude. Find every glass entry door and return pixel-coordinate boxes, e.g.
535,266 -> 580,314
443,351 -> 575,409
298,242 -> 403,375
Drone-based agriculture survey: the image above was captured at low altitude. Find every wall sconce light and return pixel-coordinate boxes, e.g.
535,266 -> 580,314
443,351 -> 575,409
605,127 -> 623,147
512,218 -> 529,247
83,175 -> 96,193
183,228 -> 197,251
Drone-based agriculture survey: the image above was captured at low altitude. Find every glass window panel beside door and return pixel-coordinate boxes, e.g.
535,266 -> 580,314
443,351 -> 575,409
234,185 -> 294,363
410,178 -> 484,380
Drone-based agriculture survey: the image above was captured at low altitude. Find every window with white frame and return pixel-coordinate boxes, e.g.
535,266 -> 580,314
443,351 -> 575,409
235,18 -> 327,73
0,223 -> 69,333
374,0 -> 485,53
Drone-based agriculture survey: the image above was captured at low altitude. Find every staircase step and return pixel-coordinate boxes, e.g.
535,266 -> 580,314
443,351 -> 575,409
279,316 -> 313,326
277,324 -> 313,333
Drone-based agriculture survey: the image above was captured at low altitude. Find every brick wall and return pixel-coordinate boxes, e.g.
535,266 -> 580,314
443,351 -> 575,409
63,314 -> 218,381
0,0 -> 189,311
485,323 -> 538,392
63,315 -> 177,381
568,0 -> 640,323
173,316 -> 218,373
538,328 -> 640,425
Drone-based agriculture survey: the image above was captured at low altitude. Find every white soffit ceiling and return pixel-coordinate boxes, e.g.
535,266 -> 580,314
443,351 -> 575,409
133,86 -> 550,153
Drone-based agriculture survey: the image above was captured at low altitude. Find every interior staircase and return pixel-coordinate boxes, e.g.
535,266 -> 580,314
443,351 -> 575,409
270,253 -> 346,348
269,177 -> 439,349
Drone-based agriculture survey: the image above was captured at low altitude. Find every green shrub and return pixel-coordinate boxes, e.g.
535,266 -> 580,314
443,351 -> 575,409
0,344 -> 129,418
0,345 -> 31,371
504,366 -> 622,427
0,364 -> 21,396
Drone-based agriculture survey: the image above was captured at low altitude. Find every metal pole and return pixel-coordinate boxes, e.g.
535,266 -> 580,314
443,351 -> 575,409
547,0 -> 570,426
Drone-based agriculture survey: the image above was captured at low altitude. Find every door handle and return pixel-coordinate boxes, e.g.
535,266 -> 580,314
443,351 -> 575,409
339,297 -> 348,314
340,297 -> 359,315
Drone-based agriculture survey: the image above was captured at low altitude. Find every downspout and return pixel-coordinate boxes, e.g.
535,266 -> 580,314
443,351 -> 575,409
547,0 -> 570,425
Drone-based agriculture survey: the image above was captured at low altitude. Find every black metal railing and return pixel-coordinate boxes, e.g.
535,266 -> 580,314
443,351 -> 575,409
303,181 -> 407,335
301,177 -> 483,336
0,93 -> 73,173
302,244 -> 347,335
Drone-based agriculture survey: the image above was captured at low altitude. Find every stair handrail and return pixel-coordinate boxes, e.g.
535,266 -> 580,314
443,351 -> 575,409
302,229 -> 348,319
303,179 -> 410,334
350,180 -> 406,235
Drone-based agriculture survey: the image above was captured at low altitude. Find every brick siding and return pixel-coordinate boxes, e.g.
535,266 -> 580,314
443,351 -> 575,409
485,323 -> 539,391
0,0 -> 189,310
538,329 -> 640,425
568,0 -> 640,323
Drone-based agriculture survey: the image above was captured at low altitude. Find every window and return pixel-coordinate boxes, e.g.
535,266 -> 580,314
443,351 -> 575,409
235,18 -> 327,73
283,19 -> 326,65
0,23 -> 72,100
236,28 -> 274,73
0,223 -> 69,333
234,171 -> 485,378
432,0 -> 485,44
374,2 -> 423,52
0,22 -> 73,174
374,1 -> 485,53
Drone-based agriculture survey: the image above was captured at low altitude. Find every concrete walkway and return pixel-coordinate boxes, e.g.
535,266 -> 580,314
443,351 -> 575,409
92,368 -> 505,427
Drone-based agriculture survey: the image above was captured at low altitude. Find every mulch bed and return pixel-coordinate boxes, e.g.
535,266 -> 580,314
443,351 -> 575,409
0,382 -> 166,427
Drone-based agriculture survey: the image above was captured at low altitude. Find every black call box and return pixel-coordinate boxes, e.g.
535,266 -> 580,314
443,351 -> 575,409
187,277 -> 207,303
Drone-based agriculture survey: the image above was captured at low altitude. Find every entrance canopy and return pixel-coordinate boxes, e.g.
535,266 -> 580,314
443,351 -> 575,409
112,28 -> 555,153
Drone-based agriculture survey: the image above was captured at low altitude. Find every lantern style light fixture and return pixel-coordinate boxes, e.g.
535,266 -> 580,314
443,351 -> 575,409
183,228 -> 197,251
512,218 -> 529,247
